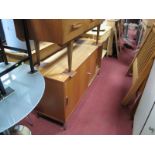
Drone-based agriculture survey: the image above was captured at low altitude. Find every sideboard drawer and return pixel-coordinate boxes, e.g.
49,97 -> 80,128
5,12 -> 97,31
61,20 -> 87,44
14,19 -> 103,45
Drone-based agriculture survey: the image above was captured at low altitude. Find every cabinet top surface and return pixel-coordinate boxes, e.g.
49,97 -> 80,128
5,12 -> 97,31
37,38 -> 98,82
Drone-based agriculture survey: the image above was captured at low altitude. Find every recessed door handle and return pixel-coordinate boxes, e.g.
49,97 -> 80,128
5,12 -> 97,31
65,96 -> 69,106
87,72 -> 92,75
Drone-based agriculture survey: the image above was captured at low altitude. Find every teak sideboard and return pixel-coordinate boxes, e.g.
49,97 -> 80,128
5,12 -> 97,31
36,38 -> 102,124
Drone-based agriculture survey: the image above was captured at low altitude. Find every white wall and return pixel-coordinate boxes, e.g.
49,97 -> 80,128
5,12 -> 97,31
133,60 -> 155,134
1,19 -> 34,51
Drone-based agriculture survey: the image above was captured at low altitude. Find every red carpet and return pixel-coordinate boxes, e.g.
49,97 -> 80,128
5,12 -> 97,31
20,24 -> 138,135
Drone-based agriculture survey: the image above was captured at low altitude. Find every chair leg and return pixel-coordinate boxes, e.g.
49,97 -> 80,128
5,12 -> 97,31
130,92 -> 142,119
121,83 -> 139,106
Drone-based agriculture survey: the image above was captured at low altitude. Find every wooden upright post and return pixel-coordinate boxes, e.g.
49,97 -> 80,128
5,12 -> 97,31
67,41 -> 73,72
96,24 -> 100,45
34,41 -> 40,65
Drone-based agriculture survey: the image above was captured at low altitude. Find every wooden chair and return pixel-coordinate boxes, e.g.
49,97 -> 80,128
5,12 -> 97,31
122,24 -> 155,106
106,19 -> 120,57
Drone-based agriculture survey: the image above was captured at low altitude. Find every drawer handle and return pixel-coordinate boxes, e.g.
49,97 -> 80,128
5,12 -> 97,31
149,126 -> 155,133
71,23 -> 82,30
87,72 -> 92,75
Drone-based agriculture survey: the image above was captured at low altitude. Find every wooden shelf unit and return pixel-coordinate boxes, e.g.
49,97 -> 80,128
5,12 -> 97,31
6,42 -> 62,64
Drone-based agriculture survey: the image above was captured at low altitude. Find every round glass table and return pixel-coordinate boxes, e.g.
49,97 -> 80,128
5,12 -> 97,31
0,63 -> 45,134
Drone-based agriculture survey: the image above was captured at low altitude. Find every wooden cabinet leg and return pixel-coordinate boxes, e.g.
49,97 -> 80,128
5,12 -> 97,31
34,41 -> 40,65
63,123 -> 67,130
67,41 -> 73,72
96,24 -> 100,45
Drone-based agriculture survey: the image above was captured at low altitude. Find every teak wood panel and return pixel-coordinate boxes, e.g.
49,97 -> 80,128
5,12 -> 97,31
65,50 -> 98,120
36,78 -> 66,122
64,58 -> 90,118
